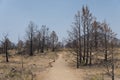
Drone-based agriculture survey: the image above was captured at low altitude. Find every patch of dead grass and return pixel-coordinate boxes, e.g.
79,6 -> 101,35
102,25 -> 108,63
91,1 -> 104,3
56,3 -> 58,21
0,51 -> 58,80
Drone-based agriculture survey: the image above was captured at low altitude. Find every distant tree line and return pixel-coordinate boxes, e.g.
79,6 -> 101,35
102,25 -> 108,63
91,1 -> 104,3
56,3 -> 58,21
18,21 -> 63,56
0,21 -> 63,63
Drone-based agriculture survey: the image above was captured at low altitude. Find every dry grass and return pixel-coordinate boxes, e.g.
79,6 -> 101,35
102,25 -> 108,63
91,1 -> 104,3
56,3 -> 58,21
63,50 -> 120,80
1,49 -> 120,80
0,50 -> 58,80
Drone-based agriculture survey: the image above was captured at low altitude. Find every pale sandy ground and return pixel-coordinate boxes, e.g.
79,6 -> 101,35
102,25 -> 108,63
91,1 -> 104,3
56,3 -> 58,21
36,52 -> 85,80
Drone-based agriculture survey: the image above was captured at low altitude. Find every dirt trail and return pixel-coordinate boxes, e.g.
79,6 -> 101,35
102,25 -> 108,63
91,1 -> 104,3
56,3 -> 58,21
43,52 -> 84,80
36,52 -> 120,80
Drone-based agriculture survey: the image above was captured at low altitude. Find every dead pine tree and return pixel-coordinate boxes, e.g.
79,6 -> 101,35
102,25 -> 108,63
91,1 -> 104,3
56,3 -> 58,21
26,21 -> 36,56
68,5 -> 94,67
67,25 -> 80,68
74,11 -> 82,67
110,31 -> 116,80
111,39 -> 114,80
76,11 -> 82,65
81,6 -> 93,65
50,31 -> 58,52
102,22 -> 110,61
1,34 -> 9,62
69,11 -> 81,68
40,25 -> 47,53
46,28 -> 49,51
5,36 -> 9,62
36,29 -> 42,53
90,20 -> 100,65
81,6 -> 86,62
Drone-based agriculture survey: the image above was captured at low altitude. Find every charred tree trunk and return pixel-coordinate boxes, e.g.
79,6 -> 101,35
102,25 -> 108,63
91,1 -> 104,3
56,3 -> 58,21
5,40 -> 9,62
77,50 -> 79,68
78,11 -> 82,64
41,37 -> 45,53
89,48 -> 92,65
83,24 -> 86,62
52,38 -> 55,52
104,33 -> 107,61
111,39 -> 114,80
86,23 -> 89,65
30,34 -> 33,56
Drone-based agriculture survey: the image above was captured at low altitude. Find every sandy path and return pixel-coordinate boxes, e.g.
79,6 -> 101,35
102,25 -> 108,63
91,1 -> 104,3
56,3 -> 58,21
43,52 -> 84,80
36,52 -> 120,80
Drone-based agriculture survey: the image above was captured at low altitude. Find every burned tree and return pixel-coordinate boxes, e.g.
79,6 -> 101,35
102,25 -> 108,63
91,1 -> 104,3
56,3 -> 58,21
40,25 -> 47,53
74,11 -> 82,67
67,10 -> 82,68
50,31 -> 58,52
46,28 -> 49,51
5,36 -> 9,62
36,29 -> 42,53
67,5 -> 117,67
26,21 -> 36,56
110,32 -> 116,80
82,6 -> 93,65
1,34 -> 9,62
17,40 -> 24,53
102,22 -> 111,61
